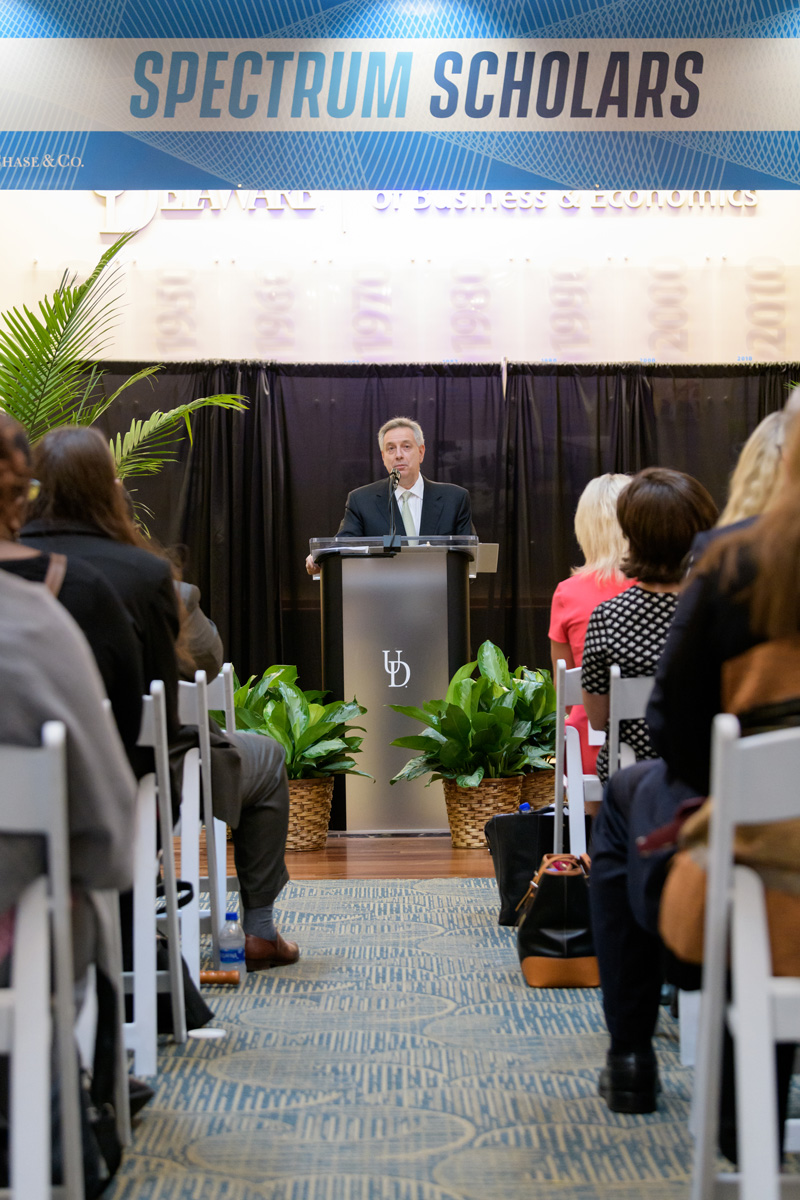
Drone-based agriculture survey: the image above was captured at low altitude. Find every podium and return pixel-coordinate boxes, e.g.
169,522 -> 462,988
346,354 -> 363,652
309,535 -> 494,832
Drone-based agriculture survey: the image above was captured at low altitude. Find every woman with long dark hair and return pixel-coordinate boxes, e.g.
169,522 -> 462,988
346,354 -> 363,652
0,414 -> 143,761
22,425 -> 299,970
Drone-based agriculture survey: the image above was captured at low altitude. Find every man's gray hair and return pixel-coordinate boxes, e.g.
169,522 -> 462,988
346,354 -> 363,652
378,417 -> 424,451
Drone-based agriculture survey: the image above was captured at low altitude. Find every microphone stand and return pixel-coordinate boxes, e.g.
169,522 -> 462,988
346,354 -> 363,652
383,467 -> 402,554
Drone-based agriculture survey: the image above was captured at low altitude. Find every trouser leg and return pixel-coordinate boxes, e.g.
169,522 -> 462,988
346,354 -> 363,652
226,731 -> 290,911
591,762 -> 665,1047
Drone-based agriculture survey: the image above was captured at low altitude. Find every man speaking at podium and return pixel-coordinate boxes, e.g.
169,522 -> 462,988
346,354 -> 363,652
306,417 -> 473,574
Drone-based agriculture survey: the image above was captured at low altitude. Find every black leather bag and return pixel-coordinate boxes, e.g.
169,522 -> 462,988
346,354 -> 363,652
515,853 -> 600,988
485,807 -> 587,925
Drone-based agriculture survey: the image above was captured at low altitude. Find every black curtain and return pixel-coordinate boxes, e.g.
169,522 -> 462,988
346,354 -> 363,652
101,362 -> 503,687
501,362 -> 799,671
99,359 -> 799,687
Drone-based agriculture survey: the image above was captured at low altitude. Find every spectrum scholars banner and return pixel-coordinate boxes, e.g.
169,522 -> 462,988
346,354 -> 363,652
0,1 -> 799,190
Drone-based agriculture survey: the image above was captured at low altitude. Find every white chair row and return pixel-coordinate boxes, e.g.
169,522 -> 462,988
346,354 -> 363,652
691,714 -> 800,1200
175,664 -> 237,983
553,660 -> 654,855
0,664 -> 239,1194
554,661 -> 603,856
0,723 -> 84,1199
123,680 -> 187,1077
127,664 -> 239,1072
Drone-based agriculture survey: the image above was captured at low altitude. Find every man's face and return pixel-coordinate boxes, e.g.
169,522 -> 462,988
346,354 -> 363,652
381,426 -> 425,488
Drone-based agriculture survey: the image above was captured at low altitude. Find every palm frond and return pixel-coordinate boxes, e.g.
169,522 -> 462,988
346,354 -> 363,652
111,394 -> 247,479
0,233 -> 136,442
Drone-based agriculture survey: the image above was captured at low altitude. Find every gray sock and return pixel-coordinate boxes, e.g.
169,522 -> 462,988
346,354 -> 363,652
242,904 -> 277,942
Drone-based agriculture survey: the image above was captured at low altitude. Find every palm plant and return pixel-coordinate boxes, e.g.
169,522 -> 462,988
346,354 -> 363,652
0,231 -> 245,476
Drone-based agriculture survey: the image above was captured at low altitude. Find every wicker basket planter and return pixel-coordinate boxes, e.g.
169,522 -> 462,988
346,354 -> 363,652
520,768 -> 555,811
442,776 -> 523,849
286,778 -> 334,851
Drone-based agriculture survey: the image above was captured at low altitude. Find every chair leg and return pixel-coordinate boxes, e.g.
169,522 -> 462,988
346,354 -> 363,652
155,787 -> 188,1041
732,867 -> 781,1200
178,752 -> 202,989
125,778 -> 158,1077
11,877 -> 50,1199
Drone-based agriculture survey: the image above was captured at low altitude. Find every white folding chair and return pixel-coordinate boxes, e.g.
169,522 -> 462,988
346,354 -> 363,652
123,681 -> 186,1077
554,660 -> 603,855
176,667 -> 235,978
607,664 -> 655,778
0,723 -> 83,1199
204,663 -> 239,900
691,713 -> 800,1200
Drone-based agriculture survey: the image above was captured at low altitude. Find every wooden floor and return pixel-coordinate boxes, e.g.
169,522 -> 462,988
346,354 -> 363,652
193,833 -> 495,881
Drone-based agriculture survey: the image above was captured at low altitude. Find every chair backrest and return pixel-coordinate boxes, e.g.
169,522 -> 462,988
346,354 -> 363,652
135,680 -> 186,1046
0,722 -> 84,1198
607,665 -> 655,777
176,668 -> 229,973
206,662 -> 236,733
692,713 -> 800,1200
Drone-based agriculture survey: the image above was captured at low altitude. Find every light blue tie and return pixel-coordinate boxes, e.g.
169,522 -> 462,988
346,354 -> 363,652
398,491 -> 416,537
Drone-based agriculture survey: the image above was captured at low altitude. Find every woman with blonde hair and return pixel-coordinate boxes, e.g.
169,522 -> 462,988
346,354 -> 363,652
718,409 -> 786,527
549,473 -> 633,772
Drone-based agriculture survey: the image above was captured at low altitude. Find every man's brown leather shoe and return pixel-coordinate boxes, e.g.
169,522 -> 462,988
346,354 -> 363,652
244,931 -> 300,970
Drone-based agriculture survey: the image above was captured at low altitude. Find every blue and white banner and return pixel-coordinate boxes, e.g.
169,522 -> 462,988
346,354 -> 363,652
1,1 -> 799,189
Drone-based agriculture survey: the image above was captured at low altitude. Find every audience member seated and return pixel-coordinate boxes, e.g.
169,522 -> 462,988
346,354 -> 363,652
589,421 -> 800,1122
689,410 -> 788,572
549,473 -> 633,774
0,567 -> 136,977
0,414 -> 144,765
22,425 -> 299,971
581,469 -> 717,783
717,409 -> 787,528
170,579 -> 299,969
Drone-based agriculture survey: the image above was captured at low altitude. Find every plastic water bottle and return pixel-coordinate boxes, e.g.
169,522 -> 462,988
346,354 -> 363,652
219,911 -> 246,978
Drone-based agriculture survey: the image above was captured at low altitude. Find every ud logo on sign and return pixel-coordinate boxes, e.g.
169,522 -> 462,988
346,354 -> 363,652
383,650 -> 410,688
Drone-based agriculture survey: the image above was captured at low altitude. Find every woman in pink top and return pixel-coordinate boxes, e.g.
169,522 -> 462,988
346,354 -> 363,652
549,474 -> 633,773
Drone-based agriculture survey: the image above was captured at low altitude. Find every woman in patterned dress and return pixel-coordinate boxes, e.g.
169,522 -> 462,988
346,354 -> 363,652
581,468 -> 718,783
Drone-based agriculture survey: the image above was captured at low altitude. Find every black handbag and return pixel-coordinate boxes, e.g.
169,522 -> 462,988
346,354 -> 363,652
515,853 -> 600,988
484,806 -> 589,925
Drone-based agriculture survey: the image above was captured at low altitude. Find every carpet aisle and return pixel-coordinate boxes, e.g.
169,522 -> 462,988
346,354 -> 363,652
107,877 -> 697,1200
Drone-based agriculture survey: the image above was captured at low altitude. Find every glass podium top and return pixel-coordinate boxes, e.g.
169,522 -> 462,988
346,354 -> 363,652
308,535 -> 496,578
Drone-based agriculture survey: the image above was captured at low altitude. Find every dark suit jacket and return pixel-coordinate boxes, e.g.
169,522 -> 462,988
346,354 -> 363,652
336,476 -> 474,537
0,552 -> 144,767
21,518 -> 181,781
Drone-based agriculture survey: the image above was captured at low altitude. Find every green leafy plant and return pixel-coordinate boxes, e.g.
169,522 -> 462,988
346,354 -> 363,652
389,640 -> 535,788
512,667 -> 557,770
214,665 -> 370,780
0,231 -> 246,476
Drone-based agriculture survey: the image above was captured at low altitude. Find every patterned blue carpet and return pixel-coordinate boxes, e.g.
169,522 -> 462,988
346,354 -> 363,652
106,877 -> 697,1200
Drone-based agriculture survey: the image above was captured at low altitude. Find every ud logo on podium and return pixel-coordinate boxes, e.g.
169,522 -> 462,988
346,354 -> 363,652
383,649 -> 410,687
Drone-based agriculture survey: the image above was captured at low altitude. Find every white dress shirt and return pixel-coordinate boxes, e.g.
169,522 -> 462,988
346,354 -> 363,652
394,476 -> 424,536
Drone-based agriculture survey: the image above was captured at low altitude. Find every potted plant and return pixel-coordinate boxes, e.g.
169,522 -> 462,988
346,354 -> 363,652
389,640 -> 533,848
512,666 -> 558,809
218,665 -> 368,850
462,643 -> 557,807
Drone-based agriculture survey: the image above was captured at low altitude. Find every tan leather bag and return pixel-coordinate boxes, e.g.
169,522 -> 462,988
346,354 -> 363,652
659,800 -> 800,976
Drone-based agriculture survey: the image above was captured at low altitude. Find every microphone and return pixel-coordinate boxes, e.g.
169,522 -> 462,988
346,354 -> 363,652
386,467 -> 400,552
